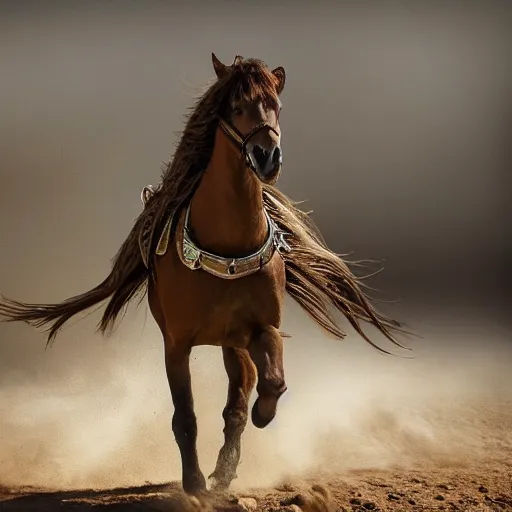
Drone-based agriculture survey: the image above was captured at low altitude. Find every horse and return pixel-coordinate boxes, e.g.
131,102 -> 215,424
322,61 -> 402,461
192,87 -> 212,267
0,53 -> 408,495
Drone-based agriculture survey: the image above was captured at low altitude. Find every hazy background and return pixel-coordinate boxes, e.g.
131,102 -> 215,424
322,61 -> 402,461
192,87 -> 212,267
0,0 -> 511,491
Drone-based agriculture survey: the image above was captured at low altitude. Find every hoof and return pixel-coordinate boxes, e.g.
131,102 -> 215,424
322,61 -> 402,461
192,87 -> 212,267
251,398 -> 276,429
183,472 -> 207,496
208,471 -> 235,492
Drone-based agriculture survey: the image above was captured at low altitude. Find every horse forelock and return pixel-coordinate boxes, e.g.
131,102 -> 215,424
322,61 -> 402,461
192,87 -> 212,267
228,59 -> 281,108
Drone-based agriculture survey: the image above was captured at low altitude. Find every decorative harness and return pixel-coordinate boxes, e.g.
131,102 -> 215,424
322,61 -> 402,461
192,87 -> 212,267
140,117 -> 290,280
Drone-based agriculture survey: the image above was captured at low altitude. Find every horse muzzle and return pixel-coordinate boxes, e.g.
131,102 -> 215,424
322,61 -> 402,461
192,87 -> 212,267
245,143 -> 282,183
219,118 -> 283,184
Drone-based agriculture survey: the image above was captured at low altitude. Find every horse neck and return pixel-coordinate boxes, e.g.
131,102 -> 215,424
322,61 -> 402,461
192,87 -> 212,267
189,133 -> 268,257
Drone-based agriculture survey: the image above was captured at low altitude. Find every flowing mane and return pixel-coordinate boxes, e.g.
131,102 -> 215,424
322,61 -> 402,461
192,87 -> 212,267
0,53 -> 410,494
0,57 -> 407,352
144,58 -> 406,352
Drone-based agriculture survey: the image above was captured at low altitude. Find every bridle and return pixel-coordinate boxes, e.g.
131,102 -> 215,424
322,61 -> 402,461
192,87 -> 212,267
218,117 -> 281,174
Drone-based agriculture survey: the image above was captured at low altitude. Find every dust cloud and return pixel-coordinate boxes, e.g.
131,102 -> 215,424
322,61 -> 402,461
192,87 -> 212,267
0,297 -> 510,491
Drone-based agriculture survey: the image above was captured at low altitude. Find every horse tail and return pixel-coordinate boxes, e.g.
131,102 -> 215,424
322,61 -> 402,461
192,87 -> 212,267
0,215 -> 149,346
263,186 -> 412,355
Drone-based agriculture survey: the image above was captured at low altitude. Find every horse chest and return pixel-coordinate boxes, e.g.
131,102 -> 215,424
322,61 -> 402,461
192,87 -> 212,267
191,276 -> 279,347
157,247 -> 285,347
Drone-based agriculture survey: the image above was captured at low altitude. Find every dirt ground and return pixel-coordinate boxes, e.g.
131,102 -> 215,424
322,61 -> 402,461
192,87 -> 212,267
2,401 -> 511,512
1,461 -> 511,512
2,345 -> 511,512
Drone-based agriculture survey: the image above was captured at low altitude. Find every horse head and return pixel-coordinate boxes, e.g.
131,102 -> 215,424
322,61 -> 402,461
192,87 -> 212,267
212,53 -> 286,184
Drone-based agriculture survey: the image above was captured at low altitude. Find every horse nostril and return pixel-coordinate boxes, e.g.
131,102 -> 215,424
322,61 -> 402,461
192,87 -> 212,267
252,145 -> 270,169
272,146 -> 282,166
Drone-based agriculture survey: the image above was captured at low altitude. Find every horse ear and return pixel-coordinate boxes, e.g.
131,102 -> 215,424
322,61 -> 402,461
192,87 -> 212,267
233,55 -> 243,66
212,53 -> 228,79
272,66 -> 286,94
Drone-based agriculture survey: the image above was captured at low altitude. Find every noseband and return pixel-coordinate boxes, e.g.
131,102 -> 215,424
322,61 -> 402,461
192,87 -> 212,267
218,118 -> 281,174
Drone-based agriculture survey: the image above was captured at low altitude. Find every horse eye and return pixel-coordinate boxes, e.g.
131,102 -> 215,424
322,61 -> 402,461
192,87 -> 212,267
232,107 -> 243,116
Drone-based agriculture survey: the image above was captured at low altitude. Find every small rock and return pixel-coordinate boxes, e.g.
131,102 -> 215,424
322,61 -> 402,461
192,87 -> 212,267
438,484 -> 450,490
408,499 -> 416,505
435,494 -> 445,501
478,485 -> 488,493
388,493 -> 400,501
363,502 -> 376,510
349,497 -> 362,505
280,494 -> 305,507
276,482 -> 296,492
237,497 -> 258,511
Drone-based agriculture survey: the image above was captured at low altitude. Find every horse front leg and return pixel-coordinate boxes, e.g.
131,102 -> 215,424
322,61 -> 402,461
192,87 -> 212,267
165,346 -> 207,495
248,326 -> 287,428
209,347 -> 257,491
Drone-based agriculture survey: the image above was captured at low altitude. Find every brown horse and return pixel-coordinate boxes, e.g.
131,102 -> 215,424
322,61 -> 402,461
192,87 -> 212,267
0,54 -> 408,495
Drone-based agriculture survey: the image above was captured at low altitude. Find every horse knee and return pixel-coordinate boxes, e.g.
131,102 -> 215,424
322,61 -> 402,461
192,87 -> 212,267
257,376 -> 287,400
249,328 -> 287,397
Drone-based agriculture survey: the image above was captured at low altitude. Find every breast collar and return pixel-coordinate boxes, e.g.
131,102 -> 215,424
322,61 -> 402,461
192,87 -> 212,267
176,202 -> 291,280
